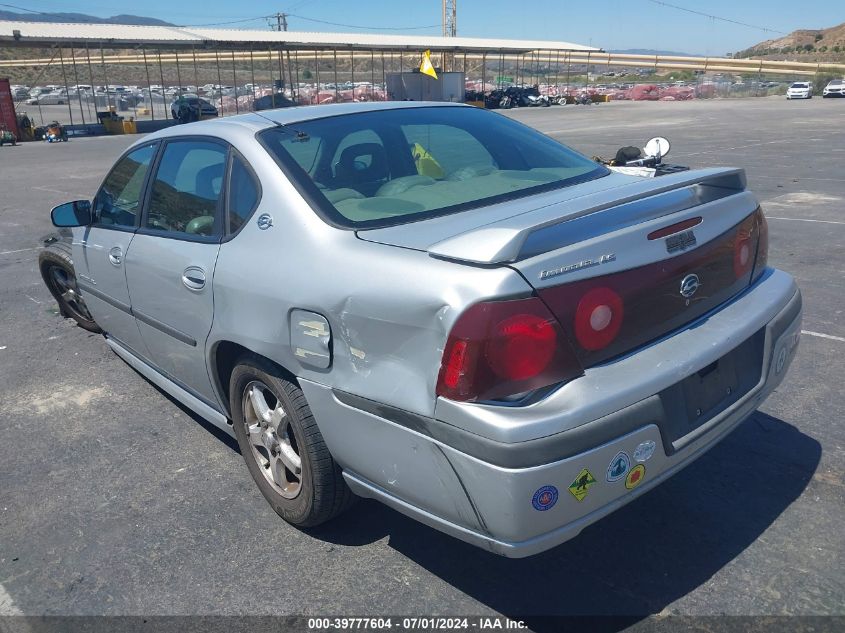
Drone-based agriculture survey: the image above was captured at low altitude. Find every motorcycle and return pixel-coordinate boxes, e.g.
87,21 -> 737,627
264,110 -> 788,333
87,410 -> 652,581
575,92 -> 593,105
525,93 -> 551,107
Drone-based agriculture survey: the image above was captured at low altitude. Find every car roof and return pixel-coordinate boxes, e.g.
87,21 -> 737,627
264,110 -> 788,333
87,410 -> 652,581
244,100 -> 467,125
136,101 -> 471,147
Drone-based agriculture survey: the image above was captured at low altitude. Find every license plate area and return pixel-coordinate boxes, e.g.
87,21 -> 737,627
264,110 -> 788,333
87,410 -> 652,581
659,328 -> 765,453
682,359 -> 738,420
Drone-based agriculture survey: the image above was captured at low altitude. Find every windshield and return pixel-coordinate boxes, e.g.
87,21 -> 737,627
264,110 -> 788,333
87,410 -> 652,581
790,83 -> 809,88
259,106 -> 608,228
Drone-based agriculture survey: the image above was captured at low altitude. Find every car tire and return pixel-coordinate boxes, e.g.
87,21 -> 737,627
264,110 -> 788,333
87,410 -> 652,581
230,356 -> 355,528
38,246 -> 102,333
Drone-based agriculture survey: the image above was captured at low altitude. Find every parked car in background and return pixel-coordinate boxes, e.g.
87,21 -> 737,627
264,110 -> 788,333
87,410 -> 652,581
170,96 -> 219,122
822,79 -> 844,98
26,91 -> 68,105
252,92 -> 297,111
786,82 -> 813,99
41,102 -> 801,557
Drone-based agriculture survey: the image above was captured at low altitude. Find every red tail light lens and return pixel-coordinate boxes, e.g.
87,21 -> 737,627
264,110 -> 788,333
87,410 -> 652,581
734,231 -> 753,279
574,287 -> 625,351
751,208 -> 769,281
487,313 -> 557,380
436,297 -> 583,402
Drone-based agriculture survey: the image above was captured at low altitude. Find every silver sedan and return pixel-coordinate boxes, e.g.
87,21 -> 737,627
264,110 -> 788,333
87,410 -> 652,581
44,102 -> 801,557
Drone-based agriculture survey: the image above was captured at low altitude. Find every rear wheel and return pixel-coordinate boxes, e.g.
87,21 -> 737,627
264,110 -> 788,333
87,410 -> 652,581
38,247 -> 101,333
230,356 -> 354,527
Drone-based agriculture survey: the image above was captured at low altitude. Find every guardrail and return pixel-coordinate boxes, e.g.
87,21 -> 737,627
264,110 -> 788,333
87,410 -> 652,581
2,49 -> 844,77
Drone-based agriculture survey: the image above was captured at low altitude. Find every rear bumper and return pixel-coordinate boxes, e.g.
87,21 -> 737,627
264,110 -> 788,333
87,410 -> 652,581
300,268 -> 801,557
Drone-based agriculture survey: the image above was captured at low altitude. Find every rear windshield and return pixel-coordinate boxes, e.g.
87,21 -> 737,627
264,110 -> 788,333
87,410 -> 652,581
259,106 -> 608,228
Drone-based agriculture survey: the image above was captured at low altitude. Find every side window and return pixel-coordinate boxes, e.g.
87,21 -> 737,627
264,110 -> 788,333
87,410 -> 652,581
93,143 -> 157,229
227,155 -> 260,234
146,140 -> 228,237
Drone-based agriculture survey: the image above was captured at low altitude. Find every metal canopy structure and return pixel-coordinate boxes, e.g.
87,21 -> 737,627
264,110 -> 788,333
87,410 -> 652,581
0,20 -> 601,54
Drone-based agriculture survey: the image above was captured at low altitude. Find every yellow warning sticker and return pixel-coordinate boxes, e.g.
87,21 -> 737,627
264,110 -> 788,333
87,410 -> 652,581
568,468 -> 597,501
625,464 -> 646,490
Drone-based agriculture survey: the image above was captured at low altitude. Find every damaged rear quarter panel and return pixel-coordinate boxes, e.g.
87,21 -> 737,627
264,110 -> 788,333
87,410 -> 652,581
208,171 -> 531,418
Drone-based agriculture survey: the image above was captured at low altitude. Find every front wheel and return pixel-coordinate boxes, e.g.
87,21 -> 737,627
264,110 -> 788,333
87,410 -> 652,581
230,357 -> 354,527
39,247 -> 101,333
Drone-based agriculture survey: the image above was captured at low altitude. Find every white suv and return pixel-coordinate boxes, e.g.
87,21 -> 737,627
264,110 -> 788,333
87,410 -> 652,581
822,79 -> 844,98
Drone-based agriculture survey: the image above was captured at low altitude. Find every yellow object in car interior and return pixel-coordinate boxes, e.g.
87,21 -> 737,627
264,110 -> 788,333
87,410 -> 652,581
412,143 -> 445,179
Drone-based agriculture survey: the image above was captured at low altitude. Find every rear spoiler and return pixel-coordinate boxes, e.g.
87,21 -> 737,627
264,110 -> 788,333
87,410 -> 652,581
428,167 -> 747,264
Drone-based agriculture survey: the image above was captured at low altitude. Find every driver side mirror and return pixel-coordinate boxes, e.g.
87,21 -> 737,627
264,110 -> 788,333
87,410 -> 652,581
51,200 -> 92,227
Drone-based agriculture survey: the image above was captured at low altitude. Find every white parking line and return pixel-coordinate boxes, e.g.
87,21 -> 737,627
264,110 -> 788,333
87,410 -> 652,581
0,582 -> 22,615
0,248 -> 38,256
679,139 -> 792,157
767,217 -> 845,226
802,330 -> 845,343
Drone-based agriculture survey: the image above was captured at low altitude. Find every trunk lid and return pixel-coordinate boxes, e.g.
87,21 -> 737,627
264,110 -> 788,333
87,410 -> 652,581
358,166 -> 765,369
356,168 -> 748,263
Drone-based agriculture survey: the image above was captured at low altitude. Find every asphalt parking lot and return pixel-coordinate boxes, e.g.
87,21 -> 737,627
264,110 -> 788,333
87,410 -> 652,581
0,97 -> 843,627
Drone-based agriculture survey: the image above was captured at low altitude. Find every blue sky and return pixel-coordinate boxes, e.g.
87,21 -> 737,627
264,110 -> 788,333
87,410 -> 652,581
12,0 -> 845,55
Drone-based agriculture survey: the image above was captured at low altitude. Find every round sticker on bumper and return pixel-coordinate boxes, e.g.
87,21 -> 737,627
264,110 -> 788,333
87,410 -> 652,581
634,440 -> 657,463
625,464 -> 646,490
532,485 -> 559,511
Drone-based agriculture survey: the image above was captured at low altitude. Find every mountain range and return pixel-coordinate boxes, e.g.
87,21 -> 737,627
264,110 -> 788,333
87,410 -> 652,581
0,10 -> 174,26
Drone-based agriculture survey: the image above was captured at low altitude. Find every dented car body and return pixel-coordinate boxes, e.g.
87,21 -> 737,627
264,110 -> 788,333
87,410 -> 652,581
50,102 -> 801,557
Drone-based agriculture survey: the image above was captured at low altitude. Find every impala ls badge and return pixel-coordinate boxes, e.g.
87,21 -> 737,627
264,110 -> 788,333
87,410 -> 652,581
680,273 -> 701,298
539,253 -> 616,280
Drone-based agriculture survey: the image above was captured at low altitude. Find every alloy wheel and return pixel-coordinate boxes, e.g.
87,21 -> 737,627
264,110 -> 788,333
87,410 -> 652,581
241,380 -> 303,499
48,265 -> 95,323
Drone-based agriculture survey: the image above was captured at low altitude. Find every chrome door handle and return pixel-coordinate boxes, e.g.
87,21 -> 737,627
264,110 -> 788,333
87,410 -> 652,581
108,246 -> 122,266
182,266 -> 206,291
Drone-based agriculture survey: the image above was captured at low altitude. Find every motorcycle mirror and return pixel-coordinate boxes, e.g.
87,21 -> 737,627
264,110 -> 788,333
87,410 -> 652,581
644,137 -> 670,158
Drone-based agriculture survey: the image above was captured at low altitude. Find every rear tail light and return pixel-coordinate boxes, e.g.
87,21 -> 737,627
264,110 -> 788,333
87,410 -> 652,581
573,287 -> 625,351
733,231 -> 753,279
751,208 -> 769,281
436,297 -> 583,402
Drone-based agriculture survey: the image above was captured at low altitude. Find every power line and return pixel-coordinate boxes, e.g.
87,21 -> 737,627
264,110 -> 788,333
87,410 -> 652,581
1,3 -> 439,33
0,2 -> 49,13
645,0 -> 787,35
180,15 -> 274,28
285,0 -> 315,12
287,13 -> 440,31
